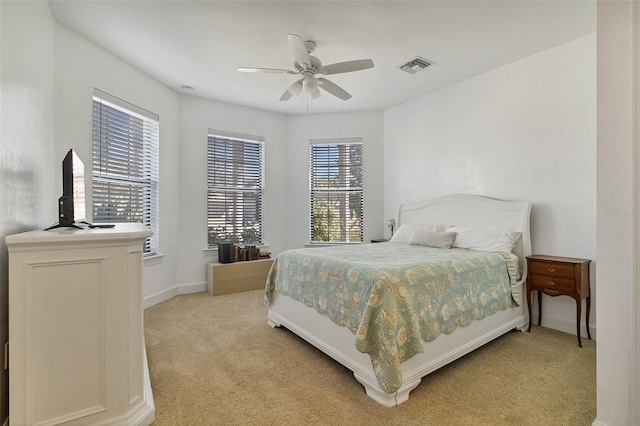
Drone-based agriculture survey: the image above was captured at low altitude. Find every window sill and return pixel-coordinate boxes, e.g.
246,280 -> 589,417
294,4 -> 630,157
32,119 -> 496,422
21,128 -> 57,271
304,242 -> 363,248
202,244 -> 270,255
143,252 -> 165,266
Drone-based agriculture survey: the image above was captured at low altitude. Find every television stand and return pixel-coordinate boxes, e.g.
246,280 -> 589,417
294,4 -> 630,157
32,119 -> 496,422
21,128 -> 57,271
43,222 -> 84,231
6,224 -> 155,425
44,219 -> 95,231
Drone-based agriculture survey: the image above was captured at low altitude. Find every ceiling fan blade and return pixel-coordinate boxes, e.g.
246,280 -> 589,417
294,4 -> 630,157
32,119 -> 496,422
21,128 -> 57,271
238,67 -> 296,74
280,79 -> 303,101
280,90 -> 293,102
317,77 -> 352,101
303,76 -> 321,99
287,34 -> 311,67
288,79 -> 303,96
320,59 -> 374,75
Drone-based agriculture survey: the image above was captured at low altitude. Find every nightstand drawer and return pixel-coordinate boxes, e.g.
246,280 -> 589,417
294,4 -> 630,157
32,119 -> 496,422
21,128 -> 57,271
529,274 -> 576,292
529,261 -> 575,279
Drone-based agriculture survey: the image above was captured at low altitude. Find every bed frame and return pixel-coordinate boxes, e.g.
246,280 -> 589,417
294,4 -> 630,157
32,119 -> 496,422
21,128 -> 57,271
267,194 -> 532,406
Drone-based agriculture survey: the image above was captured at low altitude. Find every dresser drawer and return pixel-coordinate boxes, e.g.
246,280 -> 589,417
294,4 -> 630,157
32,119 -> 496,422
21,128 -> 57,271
529,261 -> 575,279
526,254 -> 592,347
529,274 -> 576,292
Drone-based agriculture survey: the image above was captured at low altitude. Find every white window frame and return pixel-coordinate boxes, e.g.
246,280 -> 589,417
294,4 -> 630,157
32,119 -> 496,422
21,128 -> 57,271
92,89 -> 160,254
207,129 -> 265,248
309,138 -> 364,244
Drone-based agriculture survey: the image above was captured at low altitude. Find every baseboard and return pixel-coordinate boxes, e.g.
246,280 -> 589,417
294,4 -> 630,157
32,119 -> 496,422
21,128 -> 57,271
592,419 -> 608,426
177,281 -> 207,295
530,312 -> 596,341
3,416 -> 8,426
143,286 -> 177,308
143,282 -> 206,309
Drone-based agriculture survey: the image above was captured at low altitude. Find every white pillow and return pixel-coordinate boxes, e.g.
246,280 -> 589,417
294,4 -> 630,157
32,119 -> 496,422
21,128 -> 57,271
408,230 -> 457,249
446,226 -> 521,253
390,223 -> 448,243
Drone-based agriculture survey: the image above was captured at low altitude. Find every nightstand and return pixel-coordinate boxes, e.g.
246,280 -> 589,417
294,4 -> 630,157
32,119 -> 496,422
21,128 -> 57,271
371,239 -> 389,243
526,255 -> 591,347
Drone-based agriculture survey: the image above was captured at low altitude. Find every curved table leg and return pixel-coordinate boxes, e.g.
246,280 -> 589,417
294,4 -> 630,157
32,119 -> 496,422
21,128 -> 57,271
576,295 -> 583,347
586,293 -> 592,340
526,287 -> 532,332
537,290 -> 542,326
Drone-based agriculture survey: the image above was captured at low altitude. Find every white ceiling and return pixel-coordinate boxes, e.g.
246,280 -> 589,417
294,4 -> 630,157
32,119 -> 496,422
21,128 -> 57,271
49,1 -> 596,115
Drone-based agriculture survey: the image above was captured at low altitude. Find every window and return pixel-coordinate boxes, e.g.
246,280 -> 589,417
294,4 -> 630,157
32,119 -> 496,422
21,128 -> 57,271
92,89 -> 160,254
310,139 -> 363,243
207,131 -> 264,247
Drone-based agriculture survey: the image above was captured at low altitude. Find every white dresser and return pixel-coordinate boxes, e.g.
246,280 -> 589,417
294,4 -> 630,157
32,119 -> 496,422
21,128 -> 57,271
6,224 -> 154,426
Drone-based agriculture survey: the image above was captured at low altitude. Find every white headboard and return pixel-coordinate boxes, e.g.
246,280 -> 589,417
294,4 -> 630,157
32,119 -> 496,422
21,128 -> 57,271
396,194 -> 532,278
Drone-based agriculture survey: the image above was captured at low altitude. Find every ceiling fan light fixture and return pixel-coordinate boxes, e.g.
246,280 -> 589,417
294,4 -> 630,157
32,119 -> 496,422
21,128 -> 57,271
303,76 -> 321,99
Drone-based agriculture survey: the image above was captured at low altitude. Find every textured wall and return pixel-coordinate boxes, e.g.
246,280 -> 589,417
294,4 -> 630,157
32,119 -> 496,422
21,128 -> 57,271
53,22 -> 180,306
175,95 -> 289,299
383,34 -> 597,337
0,2 -> 56,423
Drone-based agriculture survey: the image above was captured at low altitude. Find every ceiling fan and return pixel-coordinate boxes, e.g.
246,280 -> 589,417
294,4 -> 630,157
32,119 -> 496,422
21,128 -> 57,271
238,34 -> 374,102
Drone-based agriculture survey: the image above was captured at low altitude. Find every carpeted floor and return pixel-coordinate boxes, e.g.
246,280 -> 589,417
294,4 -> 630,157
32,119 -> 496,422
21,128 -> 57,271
144,290 -> 596,426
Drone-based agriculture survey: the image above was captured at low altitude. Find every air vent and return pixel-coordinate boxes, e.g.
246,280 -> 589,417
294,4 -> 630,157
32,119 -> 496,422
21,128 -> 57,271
398,57 -> 431,74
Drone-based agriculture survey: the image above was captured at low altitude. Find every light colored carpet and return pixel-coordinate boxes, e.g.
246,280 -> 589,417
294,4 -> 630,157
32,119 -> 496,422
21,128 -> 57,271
144,290 -> 596,426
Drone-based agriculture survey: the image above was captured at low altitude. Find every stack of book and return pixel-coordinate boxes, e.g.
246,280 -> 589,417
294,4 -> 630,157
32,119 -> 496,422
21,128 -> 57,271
233,244 -> 263,261
259,250 -> 271,259
218,244 -> 271,263
217,242 -> 234,264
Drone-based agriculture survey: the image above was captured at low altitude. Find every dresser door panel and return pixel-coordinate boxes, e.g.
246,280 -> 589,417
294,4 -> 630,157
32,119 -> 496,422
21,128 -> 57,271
29,258 -> 107,424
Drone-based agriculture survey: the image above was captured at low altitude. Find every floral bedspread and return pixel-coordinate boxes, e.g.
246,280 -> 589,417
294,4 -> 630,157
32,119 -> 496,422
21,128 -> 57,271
264,242 -> 520,394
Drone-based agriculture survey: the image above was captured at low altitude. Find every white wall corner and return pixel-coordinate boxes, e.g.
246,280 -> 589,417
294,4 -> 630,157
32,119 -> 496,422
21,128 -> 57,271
143,287 -> 178,309
596,1 -> 638,424
143,282 -> 207,309
636,1 -> 640,423
177,281 -> 206,295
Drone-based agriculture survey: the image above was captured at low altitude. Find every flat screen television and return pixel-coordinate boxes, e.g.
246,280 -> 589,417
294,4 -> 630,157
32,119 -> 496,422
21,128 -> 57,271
45,149 -> 86,230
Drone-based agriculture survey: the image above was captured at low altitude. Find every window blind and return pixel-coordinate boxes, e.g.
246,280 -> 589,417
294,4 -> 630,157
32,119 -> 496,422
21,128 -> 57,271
92,92 -> 159,254
310,140 -> 363,243
207,134 -> 264,247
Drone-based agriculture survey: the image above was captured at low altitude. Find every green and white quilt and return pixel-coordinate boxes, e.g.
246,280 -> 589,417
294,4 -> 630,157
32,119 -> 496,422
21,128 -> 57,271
265,242 -> 520,394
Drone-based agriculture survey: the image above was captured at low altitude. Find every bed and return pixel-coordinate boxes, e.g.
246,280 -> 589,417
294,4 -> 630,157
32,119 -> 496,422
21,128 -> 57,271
264,194 -> 532,406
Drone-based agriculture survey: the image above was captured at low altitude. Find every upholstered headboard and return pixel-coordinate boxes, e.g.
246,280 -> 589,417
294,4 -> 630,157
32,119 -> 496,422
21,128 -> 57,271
396,194 -> 532,279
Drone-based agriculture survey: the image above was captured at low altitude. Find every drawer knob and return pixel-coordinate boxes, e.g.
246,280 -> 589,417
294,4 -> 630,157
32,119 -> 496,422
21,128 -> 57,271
543,288 -> 560,296
548,268 -> 556,273
547,280 -> 556,286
